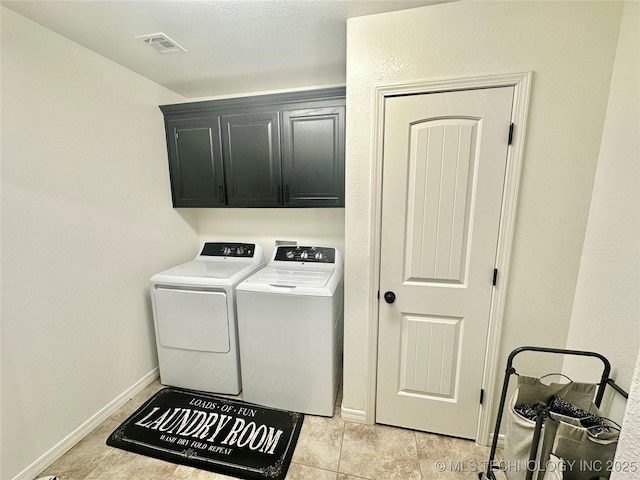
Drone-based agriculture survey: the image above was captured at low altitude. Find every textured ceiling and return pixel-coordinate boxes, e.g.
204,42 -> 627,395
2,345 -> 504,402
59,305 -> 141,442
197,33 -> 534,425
2,0 -> 444,98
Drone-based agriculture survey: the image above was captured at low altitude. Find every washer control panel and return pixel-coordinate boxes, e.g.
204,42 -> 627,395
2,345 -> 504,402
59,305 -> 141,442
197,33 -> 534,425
200,242 -> 256,258
274,246 -> 336,263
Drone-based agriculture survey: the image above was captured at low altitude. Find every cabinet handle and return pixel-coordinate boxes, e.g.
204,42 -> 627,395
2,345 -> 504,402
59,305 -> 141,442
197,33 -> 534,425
218,186 -> 225,204
284,185 -> 290,203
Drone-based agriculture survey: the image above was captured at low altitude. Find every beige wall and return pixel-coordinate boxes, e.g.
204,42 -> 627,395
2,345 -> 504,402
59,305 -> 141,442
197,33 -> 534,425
344,0 -> 623,432
609,5 -> 640,471
614,351 -> 640,479
562,0 -> 639,424
195,209 -> 345,261
0,7 -> 199,479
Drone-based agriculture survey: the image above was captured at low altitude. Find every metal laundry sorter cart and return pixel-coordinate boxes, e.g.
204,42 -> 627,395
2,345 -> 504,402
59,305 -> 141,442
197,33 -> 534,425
480,346 -> 629,480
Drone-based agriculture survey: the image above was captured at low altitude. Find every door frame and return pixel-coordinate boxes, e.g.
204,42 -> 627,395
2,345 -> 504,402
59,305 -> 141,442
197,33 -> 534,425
366,72 -> 532,444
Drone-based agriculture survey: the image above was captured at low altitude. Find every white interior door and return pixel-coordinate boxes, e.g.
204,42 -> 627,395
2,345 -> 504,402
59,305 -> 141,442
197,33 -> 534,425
376,87 -> 514,439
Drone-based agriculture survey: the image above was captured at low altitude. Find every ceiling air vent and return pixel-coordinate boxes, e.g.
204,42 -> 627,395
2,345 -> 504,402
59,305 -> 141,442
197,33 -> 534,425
137,33 -> 186,53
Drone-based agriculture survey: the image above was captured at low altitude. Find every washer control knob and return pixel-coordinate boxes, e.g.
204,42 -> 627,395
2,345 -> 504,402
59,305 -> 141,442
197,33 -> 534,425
236,247 -> 245,255
300,251 -> 309,260
314,252 -> 324,260
223,246 -> 232,256
286,250 -> 295,259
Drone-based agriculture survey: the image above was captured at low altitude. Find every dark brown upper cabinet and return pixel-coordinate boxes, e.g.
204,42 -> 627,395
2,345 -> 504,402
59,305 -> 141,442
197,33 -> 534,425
164,117 -> 225,207
282,106 -> 345,207
221,111 -> 282,207
160,87 -> 345,208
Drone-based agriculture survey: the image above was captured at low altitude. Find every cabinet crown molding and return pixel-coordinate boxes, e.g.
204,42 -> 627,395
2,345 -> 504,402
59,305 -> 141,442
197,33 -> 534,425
160,87 -> 346,117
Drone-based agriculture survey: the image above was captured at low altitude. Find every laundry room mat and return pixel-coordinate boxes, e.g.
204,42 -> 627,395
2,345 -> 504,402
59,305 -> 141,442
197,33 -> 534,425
106,387 -> 304,480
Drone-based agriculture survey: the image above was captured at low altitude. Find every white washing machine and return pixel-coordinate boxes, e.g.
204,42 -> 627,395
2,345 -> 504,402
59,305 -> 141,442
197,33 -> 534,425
236,246 -> 343,416
150,242 -> 264,394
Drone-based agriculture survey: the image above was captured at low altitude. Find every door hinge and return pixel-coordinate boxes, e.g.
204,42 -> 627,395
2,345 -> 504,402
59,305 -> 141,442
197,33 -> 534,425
492,268 -> 498,286
508,123 -> 514,145
480,389 -> 485,405
377,290 -> 380,300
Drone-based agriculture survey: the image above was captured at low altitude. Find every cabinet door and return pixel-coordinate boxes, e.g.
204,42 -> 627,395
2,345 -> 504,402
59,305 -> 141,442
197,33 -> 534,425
166,117 -> 226,207
281,106 -> 345,207
221,112 -> 282,207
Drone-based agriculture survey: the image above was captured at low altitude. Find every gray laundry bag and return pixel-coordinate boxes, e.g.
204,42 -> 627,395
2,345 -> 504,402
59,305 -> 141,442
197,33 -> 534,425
502,375 -> 598,480
538,413 -> 619,480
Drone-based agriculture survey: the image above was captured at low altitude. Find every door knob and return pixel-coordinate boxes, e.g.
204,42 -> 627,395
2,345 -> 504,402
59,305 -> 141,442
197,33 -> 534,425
384,291 -> 396,304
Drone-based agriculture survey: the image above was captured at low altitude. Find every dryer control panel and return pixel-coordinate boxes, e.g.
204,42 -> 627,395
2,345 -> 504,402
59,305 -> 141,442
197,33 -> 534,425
200,242 -> 256,258
274,246 -> 336,263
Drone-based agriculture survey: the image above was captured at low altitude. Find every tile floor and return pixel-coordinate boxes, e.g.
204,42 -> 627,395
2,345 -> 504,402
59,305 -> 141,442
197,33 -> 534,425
37,379 -> 496,480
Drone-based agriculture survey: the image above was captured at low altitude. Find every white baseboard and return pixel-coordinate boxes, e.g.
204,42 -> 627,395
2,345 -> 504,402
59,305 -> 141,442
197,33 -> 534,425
488,432 -> 505,449
340,405 -> 371,424
14,367 -> 159,480
338,406 -> 507,450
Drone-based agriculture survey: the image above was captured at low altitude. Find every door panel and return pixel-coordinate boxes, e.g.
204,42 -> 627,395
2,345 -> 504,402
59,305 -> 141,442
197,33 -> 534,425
405,119 -> 477,285
399,314 -> 462,398
376,87 -> 514,439
281,107 -> 345,206
221,112 -> 282,207
167,117 -> 225,207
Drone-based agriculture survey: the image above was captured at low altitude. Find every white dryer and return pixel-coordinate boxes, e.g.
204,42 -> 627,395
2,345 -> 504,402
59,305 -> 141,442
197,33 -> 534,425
150,242 -> 264,394
236,246 -> 343,416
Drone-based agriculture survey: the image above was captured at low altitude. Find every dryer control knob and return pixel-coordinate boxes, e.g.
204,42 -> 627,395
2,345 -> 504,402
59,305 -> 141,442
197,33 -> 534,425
300,251 -> 309,260
223,246 -> 232,256
286,250 -> 295,259
236,247 -> 245,255
314,252 -> 324,260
